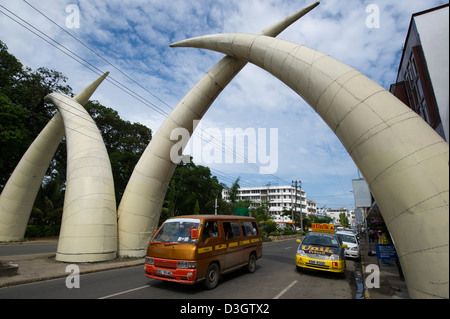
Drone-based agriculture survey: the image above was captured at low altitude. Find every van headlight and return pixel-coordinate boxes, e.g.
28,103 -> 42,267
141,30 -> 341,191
177,261 -> 196,269
145,257 -> 154,265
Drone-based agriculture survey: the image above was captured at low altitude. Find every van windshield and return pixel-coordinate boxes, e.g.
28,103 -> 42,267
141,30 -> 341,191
153,218 -> 200,244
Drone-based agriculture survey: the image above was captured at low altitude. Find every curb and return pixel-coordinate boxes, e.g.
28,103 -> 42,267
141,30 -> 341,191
0,254 -> 144,288
0,262 -> 145,288
360,260 -> 371,299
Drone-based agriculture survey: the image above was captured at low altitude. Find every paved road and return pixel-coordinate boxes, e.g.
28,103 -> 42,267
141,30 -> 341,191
0,243 -> 57,256
0,239 -> 360,299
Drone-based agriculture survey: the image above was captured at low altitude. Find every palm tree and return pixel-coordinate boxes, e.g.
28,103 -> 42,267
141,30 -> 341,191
228,177 -> 240,215
30,177 -> 64,225
250,201 -> 274,234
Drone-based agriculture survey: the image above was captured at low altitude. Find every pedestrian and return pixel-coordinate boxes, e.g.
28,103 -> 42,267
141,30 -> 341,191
369,228 -> 375,242
378,231 -> 390,264
377,231 -> 389,244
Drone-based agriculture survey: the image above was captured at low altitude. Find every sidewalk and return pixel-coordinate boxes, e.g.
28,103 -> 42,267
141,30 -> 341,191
0,238 -> 144,288
359,236 -> 410,299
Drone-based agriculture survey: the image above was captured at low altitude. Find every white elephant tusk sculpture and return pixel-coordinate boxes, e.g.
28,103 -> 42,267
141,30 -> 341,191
171,32 -> 449,299
0,72 -> 110,245
116,2 -> 320,257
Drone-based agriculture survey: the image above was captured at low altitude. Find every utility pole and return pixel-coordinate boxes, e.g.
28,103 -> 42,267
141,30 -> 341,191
292,180 -> 302,231
299,180 -> 303,231
214,198 -> 218,215
291,180 -> 296,229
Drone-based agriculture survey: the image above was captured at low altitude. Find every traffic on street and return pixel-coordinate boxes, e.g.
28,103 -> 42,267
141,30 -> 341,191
0,238 -> 363,300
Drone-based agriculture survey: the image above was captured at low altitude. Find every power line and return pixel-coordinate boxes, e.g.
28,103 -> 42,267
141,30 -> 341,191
1,4 -> 295,190
0,5 -> 170,118
22,0 -> 175,113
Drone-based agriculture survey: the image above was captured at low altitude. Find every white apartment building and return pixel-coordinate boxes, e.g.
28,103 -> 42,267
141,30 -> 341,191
222,185 -> 307,226
316,207 -> 356,227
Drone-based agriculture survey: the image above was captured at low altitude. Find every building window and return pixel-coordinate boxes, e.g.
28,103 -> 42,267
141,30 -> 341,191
403,45 -> 441,130
405,54 -> 428,123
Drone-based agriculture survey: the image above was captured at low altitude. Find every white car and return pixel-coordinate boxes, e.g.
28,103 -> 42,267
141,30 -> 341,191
336,231 -> 360,261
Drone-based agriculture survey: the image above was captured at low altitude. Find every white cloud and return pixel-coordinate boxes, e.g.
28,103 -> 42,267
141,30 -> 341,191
1,0 -> 447,209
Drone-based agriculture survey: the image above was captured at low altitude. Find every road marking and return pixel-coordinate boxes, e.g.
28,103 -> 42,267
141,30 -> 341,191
98,285 -> 149,299
273,280 -> 298,299
284,246 -> 292,250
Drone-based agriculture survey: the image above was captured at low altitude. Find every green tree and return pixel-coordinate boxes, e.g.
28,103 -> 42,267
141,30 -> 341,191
160,160 -> 224,220
0,40 -> 24,94
194,199 -> 200,214
339,212 -> 350,228
227,177 -> 240,214
264,220 -> 279,234
159,179 -> 176,224
0,40 -> 152,227
0,93 -> 28,184
30,177 -> 64,225
0,41 -> 72,189
250,201 -> 276,235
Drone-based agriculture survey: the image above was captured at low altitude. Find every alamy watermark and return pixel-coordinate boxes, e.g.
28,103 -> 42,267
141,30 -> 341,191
65,264 -> 80,289
170,120 -> 279,174
365,4 -> 380,29
365,264 -> 380,289
65,4 -> 80,29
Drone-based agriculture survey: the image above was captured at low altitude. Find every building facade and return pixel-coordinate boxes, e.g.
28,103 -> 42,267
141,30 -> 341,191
390,4 -> 449,142
316,207 -> 356,227
222,185 -> 357,228
222,185 -> 307,226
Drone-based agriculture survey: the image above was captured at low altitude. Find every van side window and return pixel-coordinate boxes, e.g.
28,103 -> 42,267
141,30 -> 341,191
201,221 -> 219,243
223,222 -> 241,239
241,221 -> 258,236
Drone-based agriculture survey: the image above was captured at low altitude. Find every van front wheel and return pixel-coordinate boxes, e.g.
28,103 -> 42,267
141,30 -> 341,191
203,263 -> 220,290
247,253 -> 257,273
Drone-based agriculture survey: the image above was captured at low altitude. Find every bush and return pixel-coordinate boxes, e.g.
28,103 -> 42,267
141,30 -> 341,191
261,233 -> 272,242
264,220 -> 278,234
24,225 -> 60,238
24,225 -> 40,238
269,231 -> 280,236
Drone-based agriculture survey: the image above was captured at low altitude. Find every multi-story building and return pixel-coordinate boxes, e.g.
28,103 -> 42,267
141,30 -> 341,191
316,207 -> 356,227
222,185 -> 306,227
306,200 -> 317,215
390,4 -> 449,142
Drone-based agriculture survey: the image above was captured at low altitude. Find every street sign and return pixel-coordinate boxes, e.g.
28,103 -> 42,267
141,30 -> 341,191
352,178 -> 371,208
375,244 -> 398,260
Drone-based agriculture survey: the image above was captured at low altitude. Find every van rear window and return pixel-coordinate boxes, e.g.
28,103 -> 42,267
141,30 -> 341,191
241,222 -> 258,236
223,222 -> 241,239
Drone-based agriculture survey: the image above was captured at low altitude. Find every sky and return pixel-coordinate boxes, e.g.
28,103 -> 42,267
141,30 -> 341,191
0,0 -> 447,210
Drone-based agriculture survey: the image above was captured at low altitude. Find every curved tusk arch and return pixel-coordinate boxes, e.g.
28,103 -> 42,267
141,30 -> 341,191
171,33 -> 449,299
117,2 -> 320,257
45,90 -> 117,262
0,72 -> 110,242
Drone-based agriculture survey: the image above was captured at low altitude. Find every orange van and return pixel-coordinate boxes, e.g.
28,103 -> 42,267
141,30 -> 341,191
144,215 -> 262,289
